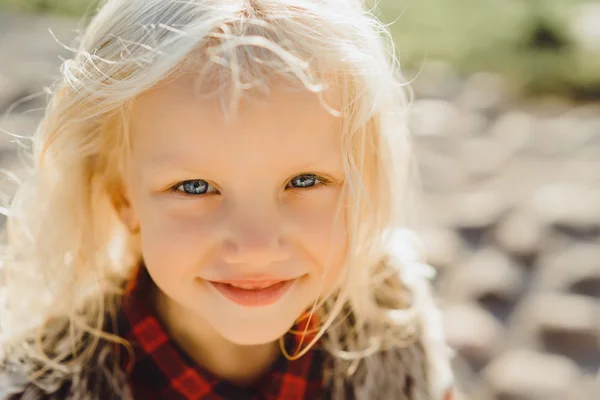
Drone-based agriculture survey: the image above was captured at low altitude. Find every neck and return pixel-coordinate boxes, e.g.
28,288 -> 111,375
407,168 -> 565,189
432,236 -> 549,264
153,285 -> 281,386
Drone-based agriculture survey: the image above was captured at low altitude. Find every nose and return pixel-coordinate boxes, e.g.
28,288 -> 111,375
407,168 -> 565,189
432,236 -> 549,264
222,212 -> 290,267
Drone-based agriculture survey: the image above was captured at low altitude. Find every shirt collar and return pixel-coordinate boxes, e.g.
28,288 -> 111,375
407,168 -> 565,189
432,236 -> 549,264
117,265 -> 325,400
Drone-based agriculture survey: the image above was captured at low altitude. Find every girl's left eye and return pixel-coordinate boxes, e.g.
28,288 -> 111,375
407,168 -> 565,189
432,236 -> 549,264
286,174 -> 327,189
173,179 -> 218,195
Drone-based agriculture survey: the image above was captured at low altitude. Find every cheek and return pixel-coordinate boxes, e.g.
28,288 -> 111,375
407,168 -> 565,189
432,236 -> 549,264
288,191 -> 348,280
133,196 -> 219,277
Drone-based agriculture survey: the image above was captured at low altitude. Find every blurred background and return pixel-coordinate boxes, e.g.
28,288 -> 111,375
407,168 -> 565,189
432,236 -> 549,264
0,0 -> 599,399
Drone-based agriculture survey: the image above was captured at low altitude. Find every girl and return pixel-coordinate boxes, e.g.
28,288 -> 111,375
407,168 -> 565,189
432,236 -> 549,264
0,0 -> 455,398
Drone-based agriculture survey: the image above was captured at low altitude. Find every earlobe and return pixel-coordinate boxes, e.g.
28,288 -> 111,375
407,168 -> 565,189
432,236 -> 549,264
119,204 -> 140,234
110,186 -> 140,234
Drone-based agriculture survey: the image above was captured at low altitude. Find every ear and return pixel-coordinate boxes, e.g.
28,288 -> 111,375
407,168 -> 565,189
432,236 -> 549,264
118,201 -> 140,234
110,182 -> 140,234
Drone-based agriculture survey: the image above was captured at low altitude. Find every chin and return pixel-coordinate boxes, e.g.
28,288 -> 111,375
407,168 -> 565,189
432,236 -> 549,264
218,324 -> 290,346
206,309 -> 297,346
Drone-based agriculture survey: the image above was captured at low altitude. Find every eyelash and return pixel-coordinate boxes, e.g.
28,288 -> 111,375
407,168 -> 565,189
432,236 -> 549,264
169,173 -> 333,196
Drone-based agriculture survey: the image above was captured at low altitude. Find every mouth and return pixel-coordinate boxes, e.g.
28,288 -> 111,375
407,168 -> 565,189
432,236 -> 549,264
208,279 -> 297,307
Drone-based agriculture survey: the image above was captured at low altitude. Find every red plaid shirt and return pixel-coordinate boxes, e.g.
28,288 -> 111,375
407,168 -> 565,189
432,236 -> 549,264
116,266 -> 326,400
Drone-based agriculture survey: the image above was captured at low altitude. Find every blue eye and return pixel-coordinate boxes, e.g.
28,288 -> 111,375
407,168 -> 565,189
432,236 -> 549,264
286,174 -> 325,189
174,179 -> 218,195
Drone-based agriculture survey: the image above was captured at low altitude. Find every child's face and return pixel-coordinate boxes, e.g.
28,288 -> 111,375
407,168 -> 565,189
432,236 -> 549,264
121,76 -> 348,345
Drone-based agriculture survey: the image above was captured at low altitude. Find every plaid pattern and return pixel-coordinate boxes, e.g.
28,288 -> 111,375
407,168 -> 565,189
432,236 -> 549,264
117,266 -> 325,400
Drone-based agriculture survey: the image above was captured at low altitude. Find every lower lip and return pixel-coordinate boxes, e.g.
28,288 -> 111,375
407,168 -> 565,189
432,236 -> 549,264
209,279 -> 295,307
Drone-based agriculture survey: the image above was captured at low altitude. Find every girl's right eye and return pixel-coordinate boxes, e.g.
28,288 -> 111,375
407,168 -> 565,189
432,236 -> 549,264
172,179 -> 218,195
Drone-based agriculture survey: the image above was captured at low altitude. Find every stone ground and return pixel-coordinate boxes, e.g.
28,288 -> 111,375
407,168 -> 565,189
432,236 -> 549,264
409,65 -> 600,399
1,11 -> 600,400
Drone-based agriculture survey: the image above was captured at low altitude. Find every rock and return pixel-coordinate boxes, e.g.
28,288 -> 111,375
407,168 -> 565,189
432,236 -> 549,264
486,111 -> 536,154
415,149 -> 467,193
443,249 -> 525,307
410,100 -> 489,140
447,109 -> 488,138
537,243 -> 600,296
443,302 -> 504,367
410,99 -> 459,138
538,229 -> 578,258
519,293 -> 600,367
494,210 -> 545,262
579,373 -> 600,400
529,116 -> 597,157
459,137 -> 513,179
531,184 -> 600,237
419,227 -> 464,271
450,355 -> 493,400
483,349 -> 581,400
448,191 -> 512,235
409,60 -> 462,100
456,72 -> 513,112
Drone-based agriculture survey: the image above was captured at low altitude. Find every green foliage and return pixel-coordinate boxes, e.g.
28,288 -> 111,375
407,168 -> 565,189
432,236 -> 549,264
0,0 -> 93,15
379,0 -> 598,98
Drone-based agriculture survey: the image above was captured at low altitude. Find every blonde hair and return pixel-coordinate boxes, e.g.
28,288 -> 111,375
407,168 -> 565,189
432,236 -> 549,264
0,0 -> 451,398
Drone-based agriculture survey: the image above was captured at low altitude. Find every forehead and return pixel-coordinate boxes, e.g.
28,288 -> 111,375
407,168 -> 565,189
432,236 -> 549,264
130,75 -> 343,167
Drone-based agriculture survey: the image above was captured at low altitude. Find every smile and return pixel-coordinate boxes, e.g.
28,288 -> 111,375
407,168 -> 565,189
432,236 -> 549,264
208,279 -> 296,307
